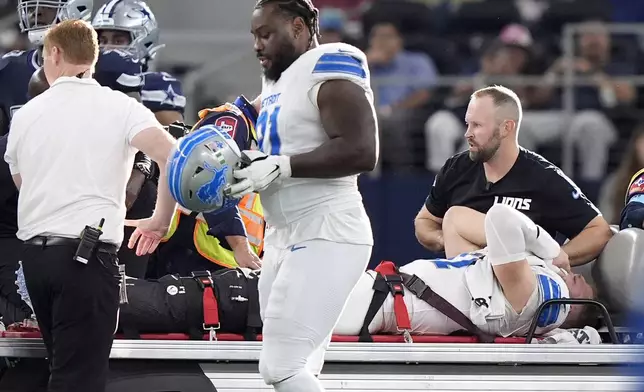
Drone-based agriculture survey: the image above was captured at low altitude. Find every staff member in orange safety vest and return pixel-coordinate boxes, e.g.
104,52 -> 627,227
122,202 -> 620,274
149,96 -> 265,277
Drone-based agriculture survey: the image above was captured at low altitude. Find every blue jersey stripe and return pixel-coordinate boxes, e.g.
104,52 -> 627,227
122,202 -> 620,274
537,274 -> 562,327
317,53 -> 361,65
431,255 -> 479,269
168,128 -> 217,207
313,53 -> 366,79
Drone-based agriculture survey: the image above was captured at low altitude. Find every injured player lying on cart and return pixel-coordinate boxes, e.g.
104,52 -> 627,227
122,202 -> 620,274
9,204 -> 601,344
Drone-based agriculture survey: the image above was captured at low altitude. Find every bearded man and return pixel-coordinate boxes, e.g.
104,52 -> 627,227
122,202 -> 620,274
414,85 -> 612,269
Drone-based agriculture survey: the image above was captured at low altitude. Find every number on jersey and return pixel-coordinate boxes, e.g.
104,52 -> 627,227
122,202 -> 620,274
256,105 -> 282,155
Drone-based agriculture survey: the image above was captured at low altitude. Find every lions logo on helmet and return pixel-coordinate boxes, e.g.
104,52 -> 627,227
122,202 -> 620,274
168,125 -> 242,213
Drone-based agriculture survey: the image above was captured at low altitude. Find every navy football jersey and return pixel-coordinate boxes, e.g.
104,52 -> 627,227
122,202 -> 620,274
141,71 -> 186,114
0,49 -> 39,135
94,48 -> 144,94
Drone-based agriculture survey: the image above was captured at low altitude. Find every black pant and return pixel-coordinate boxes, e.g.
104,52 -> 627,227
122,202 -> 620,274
119,180 -> 157,278
0,237 -> 33,325
118,226 -> 149,278
22,240 -> 120,392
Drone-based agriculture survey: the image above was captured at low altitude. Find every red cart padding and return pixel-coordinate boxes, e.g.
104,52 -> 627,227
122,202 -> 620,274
0,330 -> 527,343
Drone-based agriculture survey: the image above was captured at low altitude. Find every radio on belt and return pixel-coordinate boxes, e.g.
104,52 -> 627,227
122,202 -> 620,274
74,218 -> 105,264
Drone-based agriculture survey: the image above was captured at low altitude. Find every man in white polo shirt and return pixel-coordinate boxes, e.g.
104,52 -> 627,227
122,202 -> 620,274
3,20 -> 176,392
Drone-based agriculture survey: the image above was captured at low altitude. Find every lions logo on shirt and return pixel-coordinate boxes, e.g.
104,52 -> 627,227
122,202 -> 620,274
493,196 -> 532,211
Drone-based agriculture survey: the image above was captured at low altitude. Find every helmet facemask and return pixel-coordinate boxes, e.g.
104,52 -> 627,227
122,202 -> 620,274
18,0 -> 93,45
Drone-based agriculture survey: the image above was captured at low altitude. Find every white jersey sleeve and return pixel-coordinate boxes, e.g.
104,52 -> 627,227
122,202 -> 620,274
304,43 -> 372,106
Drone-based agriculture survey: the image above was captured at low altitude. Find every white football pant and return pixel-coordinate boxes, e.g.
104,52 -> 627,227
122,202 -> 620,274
258,239 -> 371,391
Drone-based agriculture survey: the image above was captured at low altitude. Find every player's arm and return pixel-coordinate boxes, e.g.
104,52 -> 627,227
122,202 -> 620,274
228,52 -> 376,196
563,217 -> 612,266
125,151 -> 154,210
289,79 -> 377,177
127,101 -> 177,227
414,161 -> 454,252
546,169 -> 612,266
415,206 -> 443,252
204,208 -> 261,270
155,110 -> 184,127
125,91 -> 148,210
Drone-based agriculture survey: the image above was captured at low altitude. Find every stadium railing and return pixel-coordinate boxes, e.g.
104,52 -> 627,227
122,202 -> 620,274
177,22 -> 644,177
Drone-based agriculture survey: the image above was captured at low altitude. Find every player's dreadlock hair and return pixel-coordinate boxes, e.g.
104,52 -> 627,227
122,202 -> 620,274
255,0 -> 320,47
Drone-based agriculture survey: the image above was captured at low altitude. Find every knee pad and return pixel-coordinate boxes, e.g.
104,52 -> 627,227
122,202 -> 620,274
259,352 -> 292,385
259,356 -> 305,386
486,203 -> 539,241
258,330 -> 311,385
486,204 -> 517,227
485,204 -> 529,265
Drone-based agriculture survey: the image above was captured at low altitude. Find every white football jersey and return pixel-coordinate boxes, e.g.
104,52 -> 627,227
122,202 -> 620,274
257,43 -> 375,246
373,252 -> 570,337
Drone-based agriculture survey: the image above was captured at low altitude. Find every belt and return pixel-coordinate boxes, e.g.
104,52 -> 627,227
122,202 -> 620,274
24,236 -> 118,253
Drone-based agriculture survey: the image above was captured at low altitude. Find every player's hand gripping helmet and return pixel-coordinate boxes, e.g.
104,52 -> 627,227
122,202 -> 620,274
92,0 -> 162,63
167,125 -> 242,213
18,0 -> 93,45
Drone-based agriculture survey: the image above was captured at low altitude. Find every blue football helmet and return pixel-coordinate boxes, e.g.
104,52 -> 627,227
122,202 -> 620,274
167,125 -> 242,213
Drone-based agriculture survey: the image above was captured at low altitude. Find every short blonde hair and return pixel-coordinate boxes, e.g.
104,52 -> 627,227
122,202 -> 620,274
43,19 -> 99,66
472,85 -> 523,131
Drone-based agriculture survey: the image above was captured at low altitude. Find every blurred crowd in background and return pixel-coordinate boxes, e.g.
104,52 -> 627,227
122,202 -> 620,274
2,0 -> 644,227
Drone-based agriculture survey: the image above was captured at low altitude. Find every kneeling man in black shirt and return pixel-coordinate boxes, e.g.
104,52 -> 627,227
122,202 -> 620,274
415,85 -> 612,269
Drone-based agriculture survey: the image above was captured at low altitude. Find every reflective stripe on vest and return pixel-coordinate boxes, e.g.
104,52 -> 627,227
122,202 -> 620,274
238,193 -> 265,254
162,193 -> 265,267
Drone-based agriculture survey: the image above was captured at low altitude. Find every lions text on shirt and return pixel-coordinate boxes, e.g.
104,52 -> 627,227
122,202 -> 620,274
4,77 -> 162,245
425,148 -> 600,240
257,43 -> 375,246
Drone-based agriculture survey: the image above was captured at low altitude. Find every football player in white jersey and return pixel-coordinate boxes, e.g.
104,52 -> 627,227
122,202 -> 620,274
335,204 -> 597,337
227,0 -> 378,390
